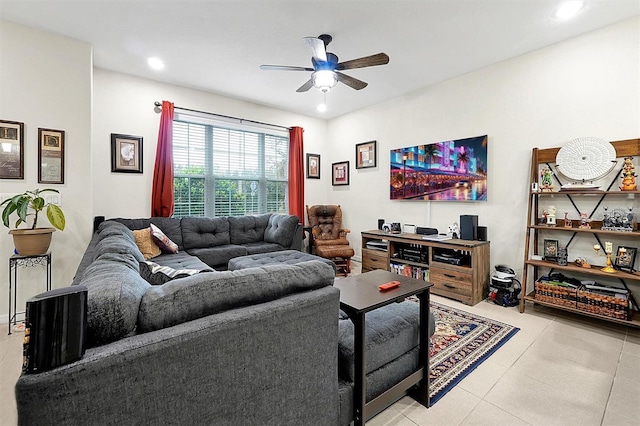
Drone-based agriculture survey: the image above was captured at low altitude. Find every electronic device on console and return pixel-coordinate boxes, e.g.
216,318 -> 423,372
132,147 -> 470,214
432,252 -> 465,265
397,246 -> 429,263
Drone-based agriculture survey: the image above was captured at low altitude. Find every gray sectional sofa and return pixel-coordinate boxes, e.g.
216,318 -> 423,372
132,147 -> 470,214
14,214 -> 432,425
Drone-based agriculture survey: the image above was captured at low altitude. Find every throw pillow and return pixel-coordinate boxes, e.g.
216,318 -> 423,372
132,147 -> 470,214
139,260 -> 212,285
150,223 -> 179,254
132,228 -> 162,260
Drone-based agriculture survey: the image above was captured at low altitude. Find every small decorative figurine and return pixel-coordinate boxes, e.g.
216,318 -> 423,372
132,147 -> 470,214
448,222 -> 459,239
540,166 -> 554,192
579,212 -> 591,229
563,212 -> 572,228
557,246 -> 568,266
620,156 -> 637,191
540,210 -> 548,225
593,242 -> 616,273
546,205 -> 556,226
575,257 -> 591,268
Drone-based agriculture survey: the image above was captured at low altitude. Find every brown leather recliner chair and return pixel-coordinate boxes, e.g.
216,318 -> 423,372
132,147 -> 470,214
306,205 -> 355,275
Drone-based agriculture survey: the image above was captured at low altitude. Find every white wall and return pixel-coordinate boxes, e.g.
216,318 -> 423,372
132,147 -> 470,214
92,69 -> 330,219
1,16 -> 638,321
0,21 -> 93,322
326,17 -> 640,281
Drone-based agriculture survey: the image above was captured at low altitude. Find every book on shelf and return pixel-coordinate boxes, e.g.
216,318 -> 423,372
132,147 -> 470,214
390,261 -> 429,281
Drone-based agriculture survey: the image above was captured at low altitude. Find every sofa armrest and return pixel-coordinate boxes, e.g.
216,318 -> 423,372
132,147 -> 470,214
16,286 -> 340,425
289,222 -> 303,251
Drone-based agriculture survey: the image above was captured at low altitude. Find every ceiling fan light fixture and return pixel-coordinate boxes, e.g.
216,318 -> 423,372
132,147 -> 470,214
556,1 -> 584,20
312,70 -> 337,92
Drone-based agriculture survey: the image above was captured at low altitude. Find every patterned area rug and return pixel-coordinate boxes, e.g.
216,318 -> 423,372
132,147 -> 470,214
428,301 -> 519,405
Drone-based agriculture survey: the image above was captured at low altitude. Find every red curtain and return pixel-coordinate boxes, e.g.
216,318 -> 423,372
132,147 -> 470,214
151,100 -> 175,217
288,127 -> 305,222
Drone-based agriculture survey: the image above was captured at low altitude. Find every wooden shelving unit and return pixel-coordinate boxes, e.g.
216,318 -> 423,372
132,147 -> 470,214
521,138 -> 640,328
362,230 -> 490,306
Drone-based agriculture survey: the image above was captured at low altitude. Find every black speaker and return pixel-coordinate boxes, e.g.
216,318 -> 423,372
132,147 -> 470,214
378,219 -> 385,230
23,286 -> 88,374
460,215 -> 478,240
477,226 -> 487,241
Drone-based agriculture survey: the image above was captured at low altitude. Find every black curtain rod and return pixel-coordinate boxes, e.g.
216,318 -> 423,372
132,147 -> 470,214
154,101 -> 291,131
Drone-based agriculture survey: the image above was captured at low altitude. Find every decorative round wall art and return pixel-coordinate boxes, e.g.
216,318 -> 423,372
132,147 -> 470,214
556,137 -> 616,189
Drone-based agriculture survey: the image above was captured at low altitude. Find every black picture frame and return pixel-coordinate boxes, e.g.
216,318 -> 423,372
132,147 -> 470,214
543,239 -> 559,259
355,140 -> 377,169
614,245 -> 637,272
111,133 -> 143,173
0,120 -> 24,179
332,161 -> 349,186
38,127 -> 65,184
306,153 -> 320,179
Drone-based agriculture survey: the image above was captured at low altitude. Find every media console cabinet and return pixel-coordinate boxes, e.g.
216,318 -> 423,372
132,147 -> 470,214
361,230 -> 490,306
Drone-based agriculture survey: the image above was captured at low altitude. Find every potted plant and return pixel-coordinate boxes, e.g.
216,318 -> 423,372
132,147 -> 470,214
1,188 -> 66,255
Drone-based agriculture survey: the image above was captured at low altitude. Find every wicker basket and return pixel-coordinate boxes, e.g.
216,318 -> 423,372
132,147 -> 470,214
534,281 -> 578,308
577,289 -> 630,320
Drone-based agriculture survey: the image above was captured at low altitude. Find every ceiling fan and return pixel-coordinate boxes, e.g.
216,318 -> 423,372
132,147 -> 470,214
260,34 -> 389,93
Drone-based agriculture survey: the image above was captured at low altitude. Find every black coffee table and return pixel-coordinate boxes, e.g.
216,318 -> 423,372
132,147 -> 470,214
334,269 -> 432,425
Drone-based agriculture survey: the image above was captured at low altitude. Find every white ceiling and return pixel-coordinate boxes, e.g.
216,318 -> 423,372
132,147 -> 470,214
1,1 -> 638,119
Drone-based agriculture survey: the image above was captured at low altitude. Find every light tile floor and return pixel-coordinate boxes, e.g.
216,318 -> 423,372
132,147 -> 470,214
1,260 -> 639,425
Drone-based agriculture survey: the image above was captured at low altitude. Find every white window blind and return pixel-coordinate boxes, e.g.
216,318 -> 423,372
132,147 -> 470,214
173,114 -> 289,218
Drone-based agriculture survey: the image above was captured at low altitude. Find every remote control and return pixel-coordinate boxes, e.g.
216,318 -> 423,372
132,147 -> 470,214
378,280 -> 400,291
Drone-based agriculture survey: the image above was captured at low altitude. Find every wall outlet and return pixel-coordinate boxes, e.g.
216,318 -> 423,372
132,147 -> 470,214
0,193 -> 61,206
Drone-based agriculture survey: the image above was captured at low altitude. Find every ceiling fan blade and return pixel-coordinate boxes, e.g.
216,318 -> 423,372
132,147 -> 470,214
336,53 -> 389,70
260,65 -> 313,71
336,72 -> 368,90
304,37 -> 327,63
296,79 -> 314,93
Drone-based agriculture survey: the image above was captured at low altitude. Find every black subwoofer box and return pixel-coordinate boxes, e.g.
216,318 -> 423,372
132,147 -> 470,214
23,286 -> 88,373
460,215 -> 478,240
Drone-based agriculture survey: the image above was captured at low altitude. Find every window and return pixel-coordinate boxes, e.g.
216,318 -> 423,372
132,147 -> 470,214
173,114 -> 289,218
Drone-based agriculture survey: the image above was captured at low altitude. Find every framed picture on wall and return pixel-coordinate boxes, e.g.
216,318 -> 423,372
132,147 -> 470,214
38,128 -> 65,184
0,120 -> 24,179
111,133 -> 143,173
355,140 -> 376,169
332,161 -> 349,186
306,153 -> 320,179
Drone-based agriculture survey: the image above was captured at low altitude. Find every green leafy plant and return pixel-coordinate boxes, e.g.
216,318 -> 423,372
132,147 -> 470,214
1,188 -> 65,231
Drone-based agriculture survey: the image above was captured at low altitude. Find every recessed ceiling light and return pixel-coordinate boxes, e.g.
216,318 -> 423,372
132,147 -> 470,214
317,103 -> 327,113
556,1 -> 584,20
147,57 -> 165,70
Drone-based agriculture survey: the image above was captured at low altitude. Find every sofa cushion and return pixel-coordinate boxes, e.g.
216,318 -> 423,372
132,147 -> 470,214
338,301 -> 420,382
97,220 -> 136,244
140,260 -> 213,285
150,223 -> 179,254
243,241 -> 287,255
181,217 -> 230,249
228,250 -> 336,273
111,217 -> 184,250
132,228 -> 161,260
79,259 -> 151,347
186,245 -> 247,268
229,214 -> 270,245
92,233 -> 144,264
264,214 -> 299,248
152,251 -> 213,271
137,260 -> 335,332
